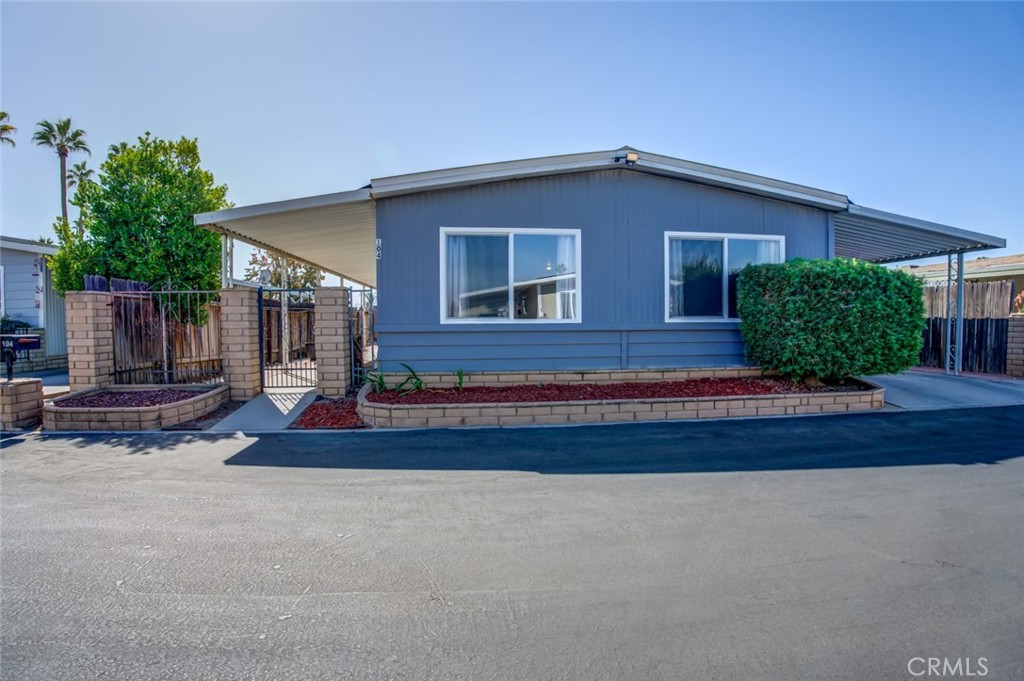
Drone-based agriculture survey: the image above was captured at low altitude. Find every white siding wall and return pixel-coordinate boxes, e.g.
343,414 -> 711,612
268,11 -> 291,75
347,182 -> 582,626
0,248 -> 43,326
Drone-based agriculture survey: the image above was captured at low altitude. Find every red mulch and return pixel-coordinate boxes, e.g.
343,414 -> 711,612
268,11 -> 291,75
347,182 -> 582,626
55,389 -> 205,409
366,377 -> 861,405
290,397 -> 367,430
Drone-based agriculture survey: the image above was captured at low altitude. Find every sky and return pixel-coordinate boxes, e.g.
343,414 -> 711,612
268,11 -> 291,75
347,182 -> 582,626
2,1 -> 1022,279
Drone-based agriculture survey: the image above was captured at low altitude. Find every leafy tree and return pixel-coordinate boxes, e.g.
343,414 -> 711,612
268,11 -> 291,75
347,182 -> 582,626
49,133 -> 230,294
33,118 -> 90,224
244,248 -> 324,289
0,111 -> 15,148
47,217 -> 101,295
736,258 -> 924,383
36,235 -> 55,245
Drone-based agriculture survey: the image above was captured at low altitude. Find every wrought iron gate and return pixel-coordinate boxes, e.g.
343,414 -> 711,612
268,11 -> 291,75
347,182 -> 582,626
258,287 -> 317,388
349,288 -> 378,389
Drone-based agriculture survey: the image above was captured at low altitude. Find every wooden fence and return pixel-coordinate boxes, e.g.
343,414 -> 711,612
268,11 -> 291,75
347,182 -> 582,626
112,291 -> 223,384
260,300 -> 315,365
919,280 -> 1016,374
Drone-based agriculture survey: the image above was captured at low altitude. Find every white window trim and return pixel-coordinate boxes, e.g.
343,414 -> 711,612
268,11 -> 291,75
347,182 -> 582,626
664,231 -> 785,323
439,227 -> 583,324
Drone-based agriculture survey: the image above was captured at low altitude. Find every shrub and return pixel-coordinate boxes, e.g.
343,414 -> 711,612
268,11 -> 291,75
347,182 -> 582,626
736,258 -> 925,381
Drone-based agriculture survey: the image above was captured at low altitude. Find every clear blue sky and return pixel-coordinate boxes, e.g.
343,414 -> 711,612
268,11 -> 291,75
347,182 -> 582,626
3,1 -> 1022,272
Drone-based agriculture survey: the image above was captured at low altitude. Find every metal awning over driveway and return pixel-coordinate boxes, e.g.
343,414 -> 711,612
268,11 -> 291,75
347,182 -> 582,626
833,204 -> 1005,264
194,188 -> 377,288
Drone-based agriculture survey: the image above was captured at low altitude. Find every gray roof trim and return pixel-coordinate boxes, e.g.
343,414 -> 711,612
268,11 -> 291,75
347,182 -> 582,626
194,187 -> 372,226
0,235 -> 58,256
834,204 -> 1005,264
370,148 -> 849,210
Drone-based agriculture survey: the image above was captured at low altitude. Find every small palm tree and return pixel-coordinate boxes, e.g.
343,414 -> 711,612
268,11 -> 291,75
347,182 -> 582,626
66,161 -> 94,191
0,111 -> 16,148
33,118 -> 90,224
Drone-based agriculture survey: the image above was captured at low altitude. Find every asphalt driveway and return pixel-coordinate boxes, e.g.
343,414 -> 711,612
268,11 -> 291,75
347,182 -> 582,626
2,406 -> 1022,680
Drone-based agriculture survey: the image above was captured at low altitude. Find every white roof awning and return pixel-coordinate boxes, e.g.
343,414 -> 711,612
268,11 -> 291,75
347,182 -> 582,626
194,188 -> 377,288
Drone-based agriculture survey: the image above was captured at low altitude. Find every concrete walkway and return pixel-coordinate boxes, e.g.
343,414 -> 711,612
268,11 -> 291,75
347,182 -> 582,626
208,388 -> 318,432
868,369 -> 1024,410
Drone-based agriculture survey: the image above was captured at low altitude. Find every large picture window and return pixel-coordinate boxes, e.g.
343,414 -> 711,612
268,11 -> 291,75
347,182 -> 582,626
441,228 -> 581,323
665,232 -> 784,321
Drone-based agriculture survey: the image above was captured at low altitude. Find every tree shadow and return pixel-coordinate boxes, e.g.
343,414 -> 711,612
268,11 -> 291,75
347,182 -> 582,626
222,405 -> 1024,475
0,431 -> 241,456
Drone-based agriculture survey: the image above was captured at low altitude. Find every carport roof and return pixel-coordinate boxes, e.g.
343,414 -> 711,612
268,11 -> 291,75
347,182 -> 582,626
194,147 -> 1006,286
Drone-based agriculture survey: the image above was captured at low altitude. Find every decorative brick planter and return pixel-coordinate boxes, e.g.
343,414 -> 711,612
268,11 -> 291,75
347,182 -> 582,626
357,380 -> 885,429
43,384 -> 229,432
1,378 -> 45,431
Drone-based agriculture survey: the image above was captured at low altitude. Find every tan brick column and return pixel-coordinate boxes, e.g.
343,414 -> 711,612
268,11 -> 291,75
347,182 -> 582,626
1,378 -> 44,431
220,288 -> 262,401
1008,314 -> 1024,379
65,291 -> 114,391
314,288 -> 351,397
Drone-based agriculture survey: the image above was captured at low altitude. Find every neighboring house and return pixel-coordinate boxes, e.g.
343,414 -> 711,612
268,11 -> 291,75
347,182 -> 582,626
195,147 -> 1005,373
903,253 -> 1023,296
0,235 -> 68,373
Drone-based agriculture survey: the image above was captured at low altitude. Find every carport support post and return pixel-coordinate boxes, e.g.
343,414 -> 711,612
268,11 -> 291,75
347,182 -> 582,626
314,288 -> 351,397
220,288 -> 262,401
954,252 -> 965,375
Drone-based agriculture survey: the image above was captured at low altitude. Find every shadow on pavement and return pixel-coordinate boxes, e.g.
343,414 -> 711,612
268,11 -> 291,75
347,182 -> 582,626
223,405 -> 1024,475
0,431 -> 240,456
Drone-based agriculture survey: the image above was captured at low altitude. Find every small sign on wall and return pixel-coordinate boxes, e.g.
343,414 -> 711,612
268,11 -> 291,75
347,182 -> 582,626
376,238 -> 382,260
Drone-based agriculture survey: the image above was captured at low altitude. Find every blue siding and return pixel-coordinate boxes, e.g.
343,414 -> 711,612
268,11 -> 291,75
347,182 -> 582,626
376,169 -> 829,372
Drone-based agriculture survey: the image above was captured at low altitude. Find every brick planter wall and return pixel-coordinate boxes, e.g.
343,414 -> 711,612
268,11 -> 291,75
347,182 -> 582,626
1009,314 -> 1024,379
1,378 -> 44,431
378,366 -> 771,389
10,328 -> 69,375
357,380 -> 884,429
43,384 -> 229,431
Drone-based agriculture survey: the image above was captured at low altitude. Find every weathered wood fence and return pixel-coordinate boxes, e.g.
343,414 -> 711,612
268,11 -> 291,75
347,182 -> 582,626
919,280 -> 1016,374
111,291 -> 223,384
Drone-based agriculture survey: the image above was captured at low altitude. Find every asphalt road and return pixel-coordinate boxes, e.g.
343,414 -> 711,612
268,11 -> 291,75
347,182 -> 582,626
2,407 -> 1022,680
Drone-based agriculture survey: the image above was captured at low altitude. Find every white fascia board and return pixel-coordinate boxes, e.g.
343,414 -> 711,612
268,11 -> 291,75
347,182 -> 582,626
845,204 -> 1006,250
194,187 -> 372,226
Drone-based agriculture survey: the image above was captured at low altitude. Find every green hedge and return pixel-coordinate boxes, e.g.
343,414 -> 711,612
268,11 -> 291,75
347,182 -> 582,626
736,258 -> 925,381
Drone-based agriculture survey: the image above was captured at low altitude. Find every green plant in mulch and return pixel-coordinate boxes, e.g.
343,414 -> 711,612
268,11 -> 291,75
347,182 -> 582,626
396,363 -> 424,395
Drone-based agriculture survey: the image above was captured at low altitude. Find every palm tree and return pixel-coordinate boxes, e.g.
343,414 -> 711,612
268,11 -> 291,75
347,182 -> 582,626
32,118 -> 90,224
66,161 -> 94,191
0,111 -> 15,148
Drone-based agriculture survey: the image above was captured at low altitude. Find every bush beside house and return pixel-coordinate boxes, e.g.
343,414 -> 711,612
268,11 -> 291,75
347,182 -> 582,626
737,258 -> 924,382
